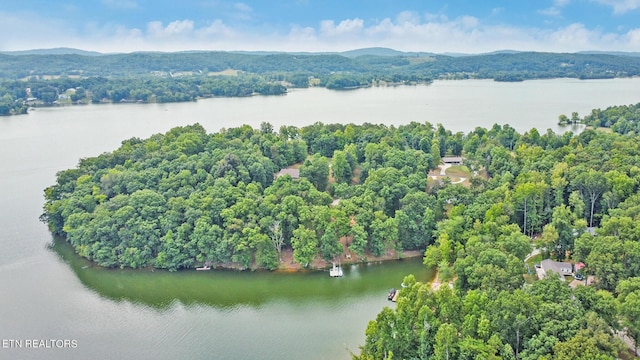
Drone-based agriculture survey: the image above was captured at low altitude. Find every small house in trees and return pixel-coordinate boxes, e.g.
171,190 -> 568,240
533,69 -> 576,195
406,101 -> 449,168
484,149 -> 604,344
539,259 -> 573,280
275,168 -> 300,179
441,156 -> 463,165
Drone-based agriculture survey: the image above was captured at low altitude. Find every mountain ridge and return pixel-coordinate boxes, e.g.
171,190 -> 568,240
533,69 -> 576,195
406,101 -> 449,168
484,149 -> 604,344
4,46 -> 640,58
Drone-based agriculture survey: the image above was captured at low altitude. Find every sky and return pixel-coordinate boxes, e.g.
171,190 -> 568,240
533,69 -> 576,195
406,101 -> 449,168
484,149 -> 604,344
2,0 -> 640,54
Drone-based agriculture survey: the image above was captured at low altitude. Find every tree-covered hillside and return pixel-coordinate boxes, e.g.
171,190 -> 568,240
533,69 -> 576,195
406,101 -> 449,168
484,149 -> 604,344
3,51 -> 639,80
42,119 -> 640,358
43,122 -> 443,271
3,50 -> 640,115
581,101 -> 640,135
354,124 -> 640,359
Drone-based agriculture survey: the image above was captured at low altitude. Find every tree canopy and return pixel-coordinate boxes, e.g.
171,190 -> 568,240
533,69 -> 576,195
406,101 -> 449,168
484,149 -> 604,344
43,121 -> 447,271
40,113 -> 640,357
355,121 -> 640,359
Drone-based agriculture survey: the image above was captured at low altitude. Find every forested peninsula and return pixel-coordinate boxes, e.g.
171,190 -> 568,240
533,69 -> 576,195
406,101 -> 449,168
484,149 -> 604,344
3,49 -> 640,115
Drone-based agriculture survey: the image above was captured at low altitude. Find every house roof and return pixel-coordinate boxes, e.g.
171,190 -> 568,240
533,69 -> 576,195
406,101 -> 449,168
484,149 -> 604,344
275,168 -> 300,179
441,156 -> 463,163
540,259 -> 573,280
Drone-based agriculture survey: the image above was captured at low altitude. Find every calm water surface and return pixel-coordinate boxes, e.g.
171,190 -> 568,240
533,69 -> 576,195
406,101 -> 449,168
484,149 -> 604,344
1,78 -> 640,359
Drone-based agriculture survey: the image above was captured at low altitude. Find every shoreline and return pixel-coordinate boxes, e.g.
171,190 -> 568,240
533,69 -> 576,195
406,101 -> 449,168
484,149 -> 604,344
190,248 -> 425,273
53,236 -> 425,273
271,249 -> 425,273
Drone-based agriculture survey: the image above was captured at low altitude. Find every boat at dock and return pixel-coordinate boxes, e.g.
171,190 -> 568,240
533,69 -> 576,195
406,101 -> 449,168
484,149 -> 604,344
387,288 -> 400,302
329,263 -> 343,277
392,289 -> 400,302
196,265 -> 211,271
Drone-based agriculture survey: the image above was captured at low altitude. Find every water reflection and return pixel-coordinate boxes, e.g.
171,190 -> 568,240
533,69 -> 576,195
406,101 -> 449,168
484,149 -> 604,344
50,238 -> 433,310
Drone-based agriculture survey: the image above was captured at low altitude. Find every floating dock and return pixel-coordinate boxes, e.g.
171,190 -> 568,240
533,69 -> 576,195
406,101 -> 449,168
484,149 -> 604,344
329,263 -> 343,277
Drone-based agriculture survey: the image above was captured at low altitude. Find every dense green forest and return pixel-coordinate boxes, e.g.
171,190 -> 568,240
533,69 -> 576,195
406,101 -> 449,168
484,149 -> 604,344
352,122 -> 640,358
0,75 -> 288,115
3,50 -> 638,80
42,122 -> 441,271
580,101 -> 640,135
2,50 -> 640,115
42,120 -> 640,358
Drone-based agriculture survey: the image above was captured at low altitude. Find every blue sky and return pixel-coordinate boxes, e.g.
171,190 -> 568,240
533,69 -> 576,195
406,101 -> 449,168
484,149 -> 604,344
2,0 -> 640,53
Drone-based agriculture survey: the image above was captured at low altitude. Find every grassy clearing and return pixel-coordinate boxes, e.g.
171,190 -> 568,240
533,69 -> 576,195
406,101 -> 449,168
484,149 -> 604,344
445,165 -> 471,177
526,253 -> 543,267
524,253 -> 543,284
208,69 -> 239,76
586,126 -> 613,133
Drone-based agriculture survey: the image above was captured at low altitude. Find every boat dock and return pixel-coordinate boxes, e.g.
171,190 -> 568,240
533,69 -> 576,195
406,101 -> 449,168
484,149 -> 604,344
196,262 -> 212,270
387,288 -> 400,302
329,263 -> 343,277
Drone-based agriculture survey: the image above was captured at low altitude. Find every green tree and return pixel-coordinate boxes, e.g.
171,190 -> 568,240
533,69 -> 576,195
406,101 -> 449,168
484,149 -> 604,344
431,139 -> 441,166
549,205 -> 576,260
291,225 -> 318,267
573,169 -> 608,227
332,150 -> 352,184
300,154 -> 329,191
617,285 -> 640,356
434,323 -> 459,360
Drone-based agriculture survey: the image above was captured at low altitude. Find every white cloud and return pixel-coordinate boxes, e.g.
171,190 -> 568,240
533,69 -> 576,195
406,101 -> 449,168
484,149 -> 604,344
548,23 -> 597,47
459,16 -> 479,29
2,9 -> 640,54
625,28 -> 640,45
288,25 -> 317,41
396,11 -> 421,25
591,0 -> 640,13
147,20 -> 195,38
197,20 -> 234,37
425,13 -> 448,22
320,18 -> 364,36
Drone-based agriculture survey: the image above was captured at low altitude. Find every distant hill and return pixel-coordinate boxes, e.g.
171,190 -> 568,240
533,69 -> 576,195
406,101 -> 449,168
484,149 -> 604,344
479,50 -> 523,56
4,47 -> 640,58
1,48 -> 104,56
339,48 -> 527,58
577,50 -> 640,57
0,48 -> 639,81
340,47 -> 435,58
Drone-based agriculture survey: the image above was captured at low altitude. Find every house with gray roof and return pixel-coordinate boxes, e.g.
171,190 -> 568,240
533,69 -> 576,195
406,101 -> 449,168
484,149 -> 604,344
538,259 -> 573,281
441,156 -> 463,165
274,168 -> 300,179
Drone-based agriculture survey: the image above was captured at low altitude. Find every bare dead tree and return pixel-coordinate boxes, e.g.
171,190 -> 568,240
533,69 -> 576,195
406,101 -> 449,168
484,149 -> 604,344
269,220 -> 284,262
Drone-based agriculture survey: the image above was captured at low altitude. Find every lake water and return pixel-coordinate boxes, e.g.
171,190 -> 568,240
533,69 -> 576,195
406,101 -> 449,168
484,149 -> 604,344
1,78 -> 640,359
